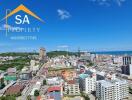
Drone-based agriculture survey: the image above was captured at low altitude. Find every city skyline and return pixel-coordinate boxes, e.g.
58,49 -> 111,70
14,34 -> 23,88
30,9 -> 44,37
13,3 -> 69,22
0,0 -> 132,52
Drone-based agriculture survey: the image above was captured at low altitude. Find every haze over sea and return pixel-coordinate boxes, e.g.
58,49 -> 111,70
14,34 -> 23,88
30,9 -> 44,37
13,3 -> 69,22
95,51 -> 132,55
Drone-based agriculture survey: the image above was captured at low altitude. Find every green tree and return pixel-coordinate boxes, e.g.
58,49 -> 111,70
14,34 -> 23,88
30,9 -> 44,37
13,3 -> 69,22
0,95 -> 16,100
7,95 -> 16,100
27,95 -> 31,100
0,96 -> 6,100
43,80 -> 47,85
89,62 -> 94,66
81,92 -> 90,100
33,73 -> 36,76
129,87 -> 132,94
34,90 -> 39,97
0,83 -> 5,89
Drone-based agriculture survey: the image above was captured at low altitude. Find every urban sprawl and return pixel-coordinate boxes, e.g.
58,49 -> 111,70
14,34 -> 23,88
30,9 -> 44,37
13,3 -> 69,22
0,48 -> 132,100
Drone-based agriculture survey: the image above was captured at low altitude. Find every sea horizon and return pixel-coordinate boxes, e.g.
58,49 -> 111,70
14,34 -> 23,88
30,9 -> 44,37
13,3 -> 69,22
1,50 -> 132,56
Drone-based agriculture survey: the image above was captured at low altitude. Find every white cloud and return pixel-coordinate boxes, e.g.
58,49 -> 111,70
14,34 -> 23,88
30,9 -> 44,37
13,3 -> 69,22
116,0 -> 126,6
57,45 -> 69,48
57,9 -> 71,20
89,0 -> 127,6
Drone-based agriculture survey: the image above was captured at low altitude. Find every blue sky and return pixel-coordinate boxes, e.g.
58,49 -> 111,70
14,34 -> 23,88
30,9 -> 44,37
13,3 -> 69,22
0,0 -> 132,52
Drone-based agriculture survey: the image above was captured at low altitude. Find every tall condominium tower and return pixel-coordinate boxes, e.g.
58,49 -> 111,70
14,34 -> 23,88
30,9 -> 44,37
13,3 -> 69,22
39,47 -> 46,60
123,56 -> 132,65
96,79 -> 129,100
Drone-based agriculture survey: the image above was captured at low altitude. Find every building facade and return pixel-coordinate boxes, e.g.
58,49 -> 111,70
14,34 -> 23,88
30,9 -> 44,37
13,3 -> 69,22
79,73 -> 96,94
121,64 -> 132,75
39,47 -> 46,60
96,79 -> 129,100
123,56 -> 132,65
64,80 -> 80,95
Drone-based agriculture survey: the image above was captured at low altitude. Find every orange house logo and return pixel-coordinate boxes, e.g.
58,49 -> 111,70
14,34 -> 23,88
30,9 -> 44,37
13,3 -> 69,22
1,4 -> 44,36
2,4 -> 44,23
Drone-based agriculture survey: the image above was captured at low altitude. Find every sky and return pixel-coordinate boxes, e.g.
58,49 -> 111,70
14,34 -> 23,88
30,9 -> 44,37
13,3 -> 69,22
0,0 -> 132,52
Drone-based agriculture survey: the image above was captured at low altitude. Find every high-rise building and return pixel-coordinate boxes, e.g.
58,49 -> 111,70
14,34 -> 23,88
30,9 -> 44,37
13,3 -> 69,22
79,73 -> 96,94
121,64 -> 132,75
121,56 -> 132,76
123,56 -> 132,65
96,79 -> 129,100
39,47 -> 46,60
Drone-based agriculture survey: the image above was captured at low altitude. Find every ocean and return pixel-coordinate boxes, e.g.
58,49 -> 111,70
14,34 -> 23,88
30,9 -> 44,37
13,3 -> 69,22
95,51 -> 132,55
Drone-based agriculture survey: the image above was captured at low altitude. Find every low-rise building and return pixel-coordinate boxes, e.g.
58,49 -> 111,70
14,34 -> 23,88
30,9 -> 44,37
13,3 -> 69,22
4,75 -> 17,84
47,86 -> 61,100
5,84 -> 24,96
64,79 -> 80,95
46,77 -> 64,85
19,70 -> 32,80
7,68 -> 16,75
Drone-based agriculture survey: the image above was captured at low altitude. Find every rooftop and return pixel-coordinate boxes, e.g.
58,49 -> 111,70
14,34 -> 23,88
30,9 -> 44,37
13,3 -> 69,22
67,79 -> 79,84
79,74 -> 89,79
7,68 -> 16,73
48,91 -> 61,100
48,86 -> 61,92
99,80 -> 113,88
98,79 -> 128,88
5,84 -> 24,95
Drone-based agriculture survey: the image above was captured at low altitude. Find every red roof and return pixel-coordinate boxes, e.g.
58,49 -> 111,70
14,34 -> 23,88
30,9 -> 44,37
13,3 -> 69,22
67,80 -> 76,84
37,96 -> 41,100
48,86 -> 61,92
5,85 -> 24,95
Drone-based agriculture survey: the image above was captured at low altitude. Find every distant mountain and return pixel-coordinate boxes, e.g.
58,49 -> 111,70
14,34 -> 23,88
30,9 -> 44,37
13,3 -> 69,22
0,52 -> 38,57
47,51 -> 77,57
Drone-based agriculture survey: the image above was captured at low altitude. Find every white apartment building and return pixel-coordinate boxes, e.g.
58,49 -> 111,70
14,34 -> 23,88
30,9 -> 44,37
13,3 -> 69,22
46,77 -> 64,85
79,73 -> 96,94
113,56 -> 123,66
64,80 -> 80,95
96,79 -> 129,100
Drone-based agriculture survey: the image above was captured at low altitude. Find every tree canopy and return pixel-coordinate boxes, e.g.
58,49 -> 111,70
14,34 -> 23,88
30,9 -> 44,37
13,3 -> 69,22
34,90 -> 39,97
